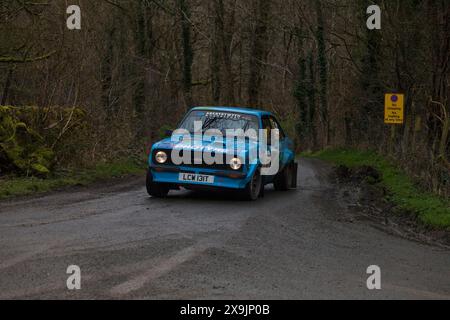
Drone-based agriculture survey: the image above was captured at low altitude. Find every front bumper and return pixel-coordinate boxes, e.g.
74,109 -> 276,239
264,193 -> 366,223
150,165 -> 252,189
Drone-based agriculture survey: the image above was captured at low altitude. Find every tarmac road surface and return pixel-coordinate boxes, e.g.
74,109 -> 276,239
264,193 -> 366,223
0,158 -> 449,299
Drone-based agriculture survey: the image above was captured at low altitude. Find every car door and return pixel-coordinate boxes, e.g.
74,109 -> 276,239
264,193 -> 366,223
260,115 -> 283,174
269,116 -> 294,170
260,116 -> 276,176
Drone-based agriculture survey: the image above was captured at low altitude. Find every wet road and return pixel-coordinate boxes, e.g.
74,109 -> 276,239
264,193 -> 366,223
0,158 -> 449,299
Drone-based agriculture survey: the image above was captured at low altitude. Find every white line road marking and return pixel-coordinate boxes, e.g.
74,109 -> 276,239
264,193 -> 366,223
109,243 -> 211,296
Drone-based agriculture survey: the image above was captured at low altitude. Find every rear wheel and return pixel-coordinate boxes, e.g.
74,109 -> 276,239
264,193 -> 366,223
146,170 -> 169,198
243,168 -> 262,201
274,162 -> 293,191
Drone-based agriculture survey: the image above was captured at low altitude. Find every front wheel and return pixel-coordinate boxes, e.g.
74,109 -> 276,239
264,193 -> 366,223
243,168 -> 262,201
146,170 -> 169,198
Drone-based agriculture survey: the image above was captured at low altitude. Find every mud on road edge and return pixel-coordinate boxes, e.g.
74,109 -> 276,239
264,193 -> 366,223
331,165 -> 450,249
0,173 -> 145,205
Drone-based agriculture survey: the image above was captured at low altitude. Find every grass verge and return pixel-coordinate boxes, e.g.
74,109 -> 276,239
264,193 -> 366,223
303,149 -> 450,229
0,158 -> 146,200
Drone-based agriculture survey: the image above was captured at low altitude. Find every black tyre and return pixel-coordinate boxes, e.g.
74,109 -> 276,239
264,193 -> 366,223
243,168 -> 262,201
146,170 -> 169,198
274,162 -> 293,191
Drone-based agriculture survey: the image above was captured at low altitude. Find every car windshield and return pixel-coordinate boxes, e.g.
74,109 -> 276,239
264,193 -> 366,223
179,111 -> 259,134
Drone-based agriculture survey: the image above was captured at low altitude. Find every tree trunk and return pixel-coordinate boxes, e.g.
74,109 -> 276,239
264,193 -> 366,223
214,0 -> 236,105
248,0 -> 270,107
315,0 -> 329,147
1,67 -> 13,105
178,0 -> 194,109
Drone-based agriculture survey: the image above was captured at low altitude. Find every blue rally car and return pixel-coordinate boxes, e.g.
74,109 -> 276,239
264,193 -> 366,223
147,107 -> 298,200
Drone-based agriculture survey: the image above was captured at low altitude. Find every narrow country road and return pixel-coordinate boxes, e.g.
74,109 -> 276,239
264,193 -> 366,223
0,158 -> 449,299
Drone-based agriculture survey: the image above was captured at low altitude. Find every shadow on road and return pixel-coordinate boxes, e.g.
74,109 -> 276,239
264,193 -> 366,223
145,185 -> 296,203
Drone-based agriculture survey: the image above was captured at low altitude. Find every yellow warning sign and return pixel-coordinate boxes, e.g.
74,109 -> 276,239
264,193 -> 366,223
385,94 -> 404,124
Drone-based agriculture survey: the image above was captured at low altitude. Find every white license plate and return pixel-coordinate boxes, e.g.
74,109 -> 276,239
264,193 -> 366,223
179,173 -> 215,184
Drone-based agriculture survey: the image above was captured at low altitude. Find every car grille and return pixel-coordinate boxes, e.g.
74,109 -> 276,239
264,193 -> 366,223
153,149 -> 243,172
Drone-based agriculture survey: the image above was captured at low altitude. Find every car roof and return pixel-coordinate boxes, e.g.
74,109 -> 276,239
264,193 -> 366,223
191,106 -> 272,117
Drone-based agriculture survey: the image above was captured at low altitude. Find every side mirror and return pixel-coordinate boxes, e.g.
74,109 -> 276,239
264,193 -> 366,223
165,129 -> 174,137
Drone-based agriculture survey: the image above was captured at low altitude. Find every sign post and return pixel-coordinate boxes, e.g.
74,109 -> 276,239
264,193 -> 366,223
385,93 -> 404,155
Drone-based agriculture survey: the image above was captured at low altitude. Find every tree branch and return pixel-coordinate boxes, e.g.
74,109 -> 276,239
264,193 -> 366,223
0,51 -> 56,63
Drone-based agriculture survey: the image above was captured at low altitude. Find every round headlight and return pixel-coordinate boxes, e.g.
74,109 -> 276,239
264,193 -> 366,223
155,151 -> 168,164
230,157 -> 242,170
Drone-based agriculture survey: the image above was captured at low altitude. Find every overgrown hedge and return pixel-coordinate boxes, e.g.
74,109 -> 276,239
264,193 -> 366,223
0,106 -> 87,177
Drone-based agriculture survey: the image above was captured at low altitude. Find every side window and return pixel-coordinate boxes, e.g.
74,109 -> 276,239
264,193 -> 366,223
262,117 -> 271,131
261,116 -> 272,145
270,117 -> 285,139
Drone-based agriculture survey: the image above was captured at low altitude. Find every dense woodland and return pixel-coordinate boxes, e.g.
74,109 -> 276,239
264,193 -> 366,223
0,0 -> 449,196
